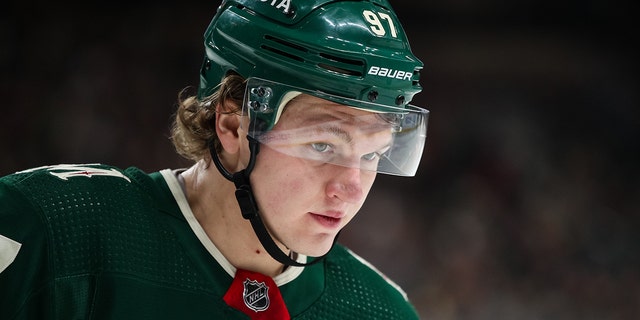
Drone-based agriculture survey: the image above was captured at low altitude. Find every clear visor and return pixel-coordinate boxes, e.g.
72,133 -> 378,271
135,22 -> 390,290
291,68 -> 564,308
242,78 -> 429,176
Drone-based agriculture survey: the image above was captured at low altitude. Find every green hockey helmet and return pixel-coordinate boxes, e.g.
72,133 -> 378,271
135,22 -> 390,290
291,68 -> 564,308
200,0 -> 429,176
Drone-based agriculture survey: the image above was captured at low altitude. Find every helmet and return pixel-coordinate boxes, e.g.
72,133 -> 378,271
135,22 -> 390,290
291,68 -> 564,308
202,0 -> 429,266
200,0 -> 428,176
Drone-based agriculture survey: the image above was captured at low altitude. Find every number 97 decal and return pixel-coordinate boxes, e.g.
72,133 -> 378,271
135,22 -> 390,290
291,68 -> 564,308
363,9 -> 398,38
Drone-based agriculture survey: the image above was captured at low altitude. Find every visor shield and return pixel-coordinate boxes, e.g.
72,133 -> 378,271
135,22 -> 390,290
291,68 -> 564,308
242,78 -> 429,176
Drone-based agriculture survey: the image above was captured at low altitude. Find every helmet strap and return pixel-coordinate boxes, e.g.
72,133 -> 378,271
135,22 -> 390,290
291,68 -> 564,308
209,136 -> 336,267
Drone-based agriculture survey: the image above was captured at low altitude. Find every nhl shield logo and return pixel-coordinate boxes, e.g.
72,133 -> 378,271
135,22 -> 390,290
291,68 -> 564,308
243,278 -> 270,312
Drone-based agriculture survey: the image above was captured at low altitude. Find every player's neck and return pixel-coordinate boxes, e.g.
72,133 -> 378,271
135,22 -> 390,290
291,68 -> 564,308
180,160 -> 288,277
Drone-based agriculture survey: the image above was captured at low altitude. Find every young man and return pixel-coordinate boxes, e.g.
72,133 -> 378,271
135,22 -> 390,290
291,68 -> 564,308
0,0 -> 429,319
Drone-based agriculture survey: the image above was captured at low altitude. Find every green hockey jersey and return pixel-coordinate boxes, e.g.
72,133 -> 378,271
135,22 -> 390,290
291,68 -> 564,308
0,164 -> 419,319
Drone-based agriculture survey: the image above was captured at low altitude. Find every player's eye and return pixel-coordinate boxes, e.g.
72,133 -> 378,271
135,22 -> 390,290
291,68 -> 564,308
310,142 -> 332,153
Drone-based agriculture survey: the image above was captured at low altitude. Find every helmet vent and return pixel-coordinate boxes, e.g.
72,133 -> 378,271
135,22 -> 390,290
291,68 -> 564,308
261,35 -> 306,62
317,63 -> 362,76
261,45 -> 305,62
318,53 -> 364,76
264,35 -> 307,53
262,35 -> 365,77
318,53 -> 363,67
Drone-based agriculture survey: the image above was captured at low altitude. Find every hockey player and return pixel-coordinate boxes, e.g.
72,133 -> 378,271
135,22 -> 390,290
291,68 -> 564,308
0,0 -> 429,319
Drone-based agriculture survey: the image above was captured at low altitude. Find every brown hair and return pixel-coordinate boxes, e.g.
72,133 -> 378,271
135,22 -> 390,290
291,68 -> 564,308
170,73 -> 246,162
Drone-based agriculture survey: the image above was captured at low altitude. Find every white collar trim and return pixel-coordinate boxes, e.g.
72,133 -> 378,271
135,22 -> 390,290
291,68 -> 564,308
159,169 -> 305,286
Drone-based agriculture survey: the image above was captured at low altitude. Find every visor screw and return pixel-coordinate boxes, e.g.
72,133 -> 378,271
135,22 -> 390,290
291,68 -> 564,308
367,90 -> 378,102
204,59 -> 211,71
259,103 -> 270,113
395,95 -> 405,105
252,86 -> 271,98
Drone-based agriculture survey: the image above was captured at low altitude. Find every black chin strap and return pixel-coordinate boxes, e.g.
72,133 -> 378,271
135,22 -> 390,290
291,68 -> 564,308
209,136 -> 336,267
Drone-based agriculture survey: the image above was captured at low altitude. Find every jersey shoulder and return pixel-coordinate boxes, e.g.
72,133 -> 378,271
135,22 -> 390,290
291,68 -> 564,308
297,244 -> 419,319
1,163 -> 138,197
0,163 -> 196,282
0,164 -> 225,319
0,163 -> 154,223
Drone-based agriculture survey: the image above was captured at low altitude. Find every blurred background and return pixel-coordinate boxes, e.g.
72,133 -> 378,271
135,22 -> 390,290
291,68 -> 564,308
2,0 -> 638,319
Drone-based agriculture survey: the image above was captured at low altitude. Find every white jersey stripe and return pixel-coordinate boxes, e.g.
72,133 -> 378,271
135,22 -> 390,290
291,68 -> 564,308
0,234 -> 21,274
159,169 -> 306,287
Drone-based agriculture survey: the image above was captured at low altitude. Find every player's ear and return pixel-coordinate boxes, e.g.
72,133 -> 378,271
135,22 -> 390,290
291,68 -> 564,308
215,99 -> 242,155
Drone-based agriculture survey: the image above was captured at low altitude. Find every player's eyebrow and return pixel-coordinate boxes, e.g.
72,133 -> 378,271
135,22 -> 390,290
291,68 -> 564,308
258,123 -> 352,144
313,125 -> 352,143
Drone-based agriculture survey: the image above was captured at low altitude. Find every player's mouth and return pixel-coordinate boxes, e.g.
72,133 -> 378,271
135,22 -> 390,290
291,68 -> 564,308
308,211 -> 344,229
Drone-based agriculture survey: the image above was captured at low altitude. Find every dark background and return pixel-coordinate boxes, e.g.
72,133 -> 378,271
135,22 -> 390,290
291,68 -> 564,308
2,1 -> 638,319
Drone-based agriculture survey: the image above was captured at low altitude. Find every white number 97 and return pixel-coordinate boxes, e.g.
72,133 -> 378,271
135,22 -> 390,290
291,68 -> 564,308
363,10 -> 398,38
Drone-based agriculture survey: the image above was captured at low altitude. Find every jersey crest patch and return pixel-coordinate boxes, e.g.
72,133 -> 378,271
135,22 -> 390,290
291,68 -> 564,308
224,269 -> 289,318
243,278 -> 270,312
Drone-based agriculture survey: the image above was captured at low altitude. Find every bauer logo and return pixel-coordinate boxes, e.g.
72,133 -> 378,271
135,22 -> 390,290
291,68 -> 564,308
368,66 -> 413,81
243,278 -> 270,312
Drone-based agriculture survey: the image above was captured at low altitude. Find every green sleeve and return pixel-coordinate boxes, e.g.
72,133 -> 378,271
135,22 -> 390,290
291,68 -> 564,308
0,177 -> 54,319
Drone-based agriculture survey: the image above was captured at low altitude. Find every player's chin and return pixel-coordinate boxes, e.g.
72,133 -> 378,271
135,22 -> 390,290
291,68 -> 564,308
296,233 -> 338,258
